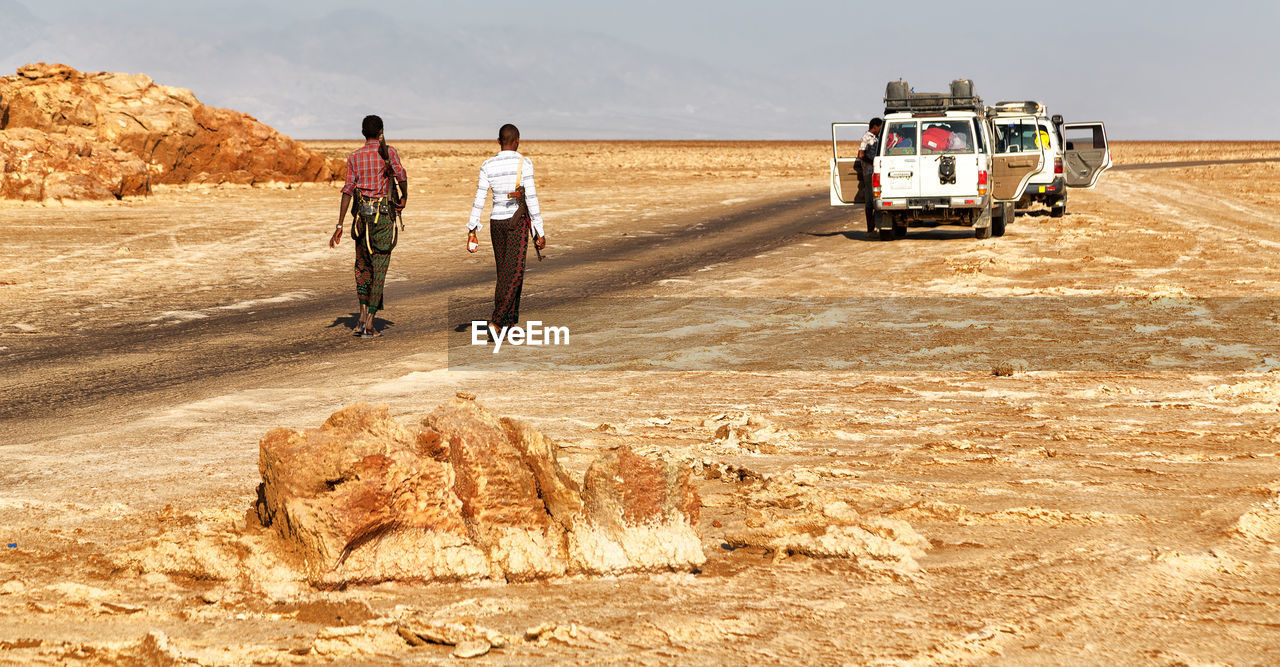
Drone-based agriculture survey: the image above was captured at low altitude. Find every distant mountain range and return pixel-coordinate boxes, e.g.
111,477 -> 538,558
6,1 -> 1271,140
0,5 -> 843,140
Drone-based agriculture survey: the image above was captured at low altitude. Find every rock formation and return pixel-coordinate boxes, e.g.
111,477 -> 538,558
0,62 -> 341,201
0,128 -> 149,201
254,398 -> 705,586
723,469 -> 929,578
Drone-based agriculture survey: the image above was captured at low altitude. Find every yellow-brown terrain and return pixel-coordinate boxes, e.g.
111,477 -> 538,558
2,140 -> 1280,664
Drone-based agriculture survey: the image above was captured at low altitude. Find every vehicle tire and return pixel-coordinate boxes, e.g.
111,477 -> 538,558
893,224 -> 907,238
1050,203 -> 1065,218
879,228 -> 895,242
975,225 -> 992,240
992,213 -> 1006,237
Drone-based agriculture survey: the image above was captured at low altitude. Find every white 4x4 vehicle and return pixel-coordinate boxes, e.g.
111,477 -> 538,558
989,101 -> 1113,217
831,80 -> 1110,241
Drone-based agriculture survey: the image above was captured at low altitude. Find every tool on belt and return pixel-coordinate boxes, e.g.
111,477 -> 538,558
351,134 -> 406,254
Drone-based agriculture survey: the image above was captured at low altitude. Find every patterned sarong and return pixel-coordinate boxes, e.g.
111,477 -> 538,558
489,216 -> 529,328
353,195 -> 396,315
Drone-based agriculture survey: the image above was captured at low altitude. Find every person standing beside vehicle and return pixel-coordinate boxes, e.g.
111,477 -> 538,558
858,117 -> 884,229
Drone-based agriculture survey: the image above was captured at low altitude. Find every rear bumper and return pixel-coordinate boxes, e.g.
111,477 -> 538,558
1021,177 -> 1065,199
877,195 -> 987,211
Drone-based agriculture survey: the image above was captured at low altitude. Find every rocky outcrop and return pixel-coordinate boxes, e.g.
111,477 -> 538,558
254,399 -> 705,586
723,469 -> 929,578
0,128 -> 149,201
0,62 -> 341,201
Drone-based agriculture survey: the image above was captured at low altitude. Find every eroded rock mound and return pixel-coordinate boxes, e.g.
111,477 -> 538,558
724,470 -> 929,578
254,399 -> 704,586
0,62 -> 341,201
0,128 -> 149,201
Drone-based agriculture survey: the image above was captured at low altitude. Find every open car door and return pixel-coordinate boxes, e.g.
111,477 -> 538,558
830,122 -> 869,206
989,115 -> 1045,203
1062,122 -> 1111,189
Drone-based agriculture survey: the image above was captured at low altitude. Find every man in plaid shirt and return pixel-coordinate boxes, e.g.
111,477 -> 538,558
329,115 -> 408,338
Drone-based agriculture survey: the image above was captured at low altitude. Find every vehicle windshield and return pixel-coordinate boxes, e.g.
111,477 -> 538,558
884,121 -> 918,155
919,120 -> 975,155
995,121 -> 1051,153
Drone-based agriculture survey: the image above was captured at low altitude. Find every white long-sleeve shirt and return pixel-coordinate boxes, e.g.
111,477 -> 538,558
467,150 -> 544,237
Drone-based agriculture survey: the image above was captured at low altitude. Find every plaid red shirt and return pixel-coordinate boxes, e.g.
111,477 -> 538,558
342,139 -> 407,198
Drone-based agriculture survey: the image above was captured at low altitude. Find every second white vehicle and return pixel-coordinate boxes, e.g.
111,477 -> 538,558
988,100 -> 1113,218
832,79 -> 1045,241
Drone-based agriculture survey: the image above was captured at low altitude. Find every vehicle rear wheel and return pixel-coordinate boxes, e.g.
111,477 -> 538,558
975,224 -> 992,240
879,228 -> 895,242
1050,202 -> 1065,218
992,203 -> 1008,237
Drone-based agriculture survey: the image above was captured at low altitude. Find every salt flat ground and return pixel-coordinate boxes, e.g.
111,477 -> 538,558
1,141 -> 1280,664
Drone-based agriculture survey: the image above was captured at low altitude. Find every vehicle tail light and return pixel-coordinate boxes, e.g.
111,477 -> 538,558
1054,157 -> 1063,175
977,170 -> 987,196
872,172 -> 881,198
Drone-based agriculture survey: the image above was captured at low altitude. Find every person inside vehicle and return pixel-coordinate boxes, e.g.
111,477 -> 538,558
1035,126 -> 1051,150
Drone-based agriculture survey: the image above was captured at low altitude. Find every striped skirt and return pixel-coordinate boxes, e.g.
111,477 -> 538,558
489,215 -> 529,328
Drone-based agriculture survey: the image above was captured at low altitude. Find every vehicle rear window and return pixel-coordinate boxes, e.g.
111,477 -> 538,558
995,121 -> 1050,153
1064,125 -> 1105,150
919,120 -> 975,155
884,121 -> 918,155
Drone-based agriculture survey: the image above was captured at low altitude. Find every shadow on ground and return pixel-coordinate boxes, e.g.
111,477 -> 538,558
327,313 -> 396,335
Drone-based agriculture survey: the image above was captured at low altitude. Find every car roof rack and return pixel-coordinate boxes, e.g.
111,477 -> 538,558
883,80 -> 985,114
991,100 -> 1043,115
884,92 -> 984,114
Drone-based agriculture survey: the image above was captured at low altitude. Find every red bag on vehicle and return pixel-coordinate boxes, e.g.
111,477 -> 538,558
921,126 -> 952,151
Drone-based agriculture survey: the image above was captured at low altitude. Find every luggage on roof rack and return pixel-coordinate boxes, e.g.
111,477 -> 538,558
883,79 -> 983,114
950,79 -> 973,99
886,80 -> 911,102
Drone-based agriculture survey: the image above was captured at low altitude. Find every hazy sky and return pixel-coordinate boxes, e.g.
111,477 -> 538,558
3,0 -> 1276,139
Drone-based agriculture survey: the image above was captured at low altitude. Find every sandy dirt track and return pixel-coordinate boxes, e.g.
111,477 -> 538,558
2,141 -> 1280,664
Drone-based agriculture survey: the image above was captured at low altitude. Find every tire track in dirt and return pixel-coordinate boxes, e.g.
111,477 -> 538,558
1114,157 -> 1280,171
0,192 -> 836,433
1099,170 -> 1280,297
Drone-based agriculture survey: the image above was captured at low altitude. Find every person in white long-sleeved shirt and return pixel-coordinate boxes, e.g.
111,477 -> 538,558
466,124 -> 546,330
